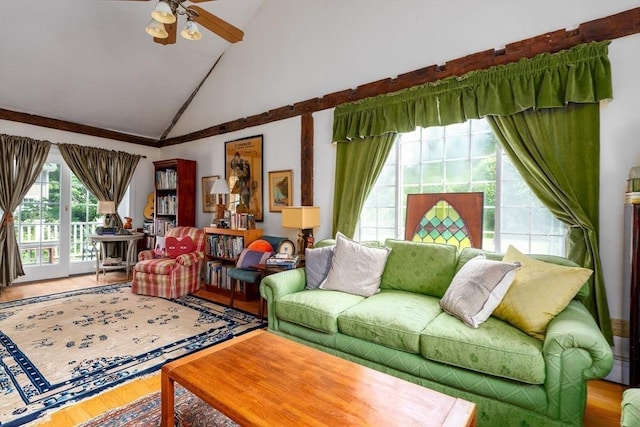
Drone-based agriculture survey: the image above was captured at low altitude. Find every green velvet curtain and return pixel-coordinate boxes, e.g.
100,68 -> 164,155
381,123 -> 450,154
333,133 -> 397,237
330,41 -> 613,342
333,42 -> 611,141
0,135 -> 52,287
487,104 -> 612,344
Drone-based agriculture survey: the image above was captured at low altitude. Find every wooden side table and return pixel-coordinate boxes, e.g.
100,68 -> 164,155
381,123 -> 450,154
89,232 -> 144,280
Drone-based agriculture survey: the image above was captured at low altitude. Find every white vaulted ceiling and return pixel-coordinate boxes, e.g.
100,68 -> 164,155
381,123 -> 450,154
0,0 -> 263,141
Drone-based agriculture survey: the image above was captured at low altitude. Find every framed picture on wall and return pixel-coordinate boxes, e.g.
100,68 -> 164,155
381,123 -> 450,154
201,175 -> 220,213
268,170 -> 293,212
225,135 -> 264,221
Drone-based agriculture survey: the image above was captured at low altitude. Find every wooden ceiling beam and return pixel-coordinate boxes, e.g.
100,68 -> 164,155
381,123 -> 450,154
0,108 -> 158,147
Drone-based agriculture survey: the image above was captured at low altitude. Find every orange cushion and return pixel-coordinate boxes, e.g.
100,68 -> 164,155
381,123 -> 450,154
247,239 -> 274,252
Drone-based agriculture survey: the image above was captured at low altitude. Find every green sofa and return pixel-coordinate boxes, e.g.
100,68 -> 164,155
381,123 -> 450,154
260,239 -> 613,426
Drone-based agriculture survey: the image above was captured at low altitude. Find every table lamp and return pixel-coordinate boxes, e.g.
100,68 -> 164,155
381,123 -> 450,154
97,201 -> 116,228
210,178 -> 230,224
281,206 -> 320,255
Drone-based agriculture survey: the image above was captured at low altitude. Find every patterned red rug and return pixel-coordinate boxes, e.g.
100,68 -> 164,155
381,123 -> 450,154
79,384 -> 237,427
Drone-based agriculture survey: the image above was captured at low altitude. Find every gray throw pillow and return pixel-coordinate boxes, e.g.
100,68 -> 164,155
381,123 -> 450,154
305,245 -> 335,289
440,255 -> 521,328
319,232 -> 391,297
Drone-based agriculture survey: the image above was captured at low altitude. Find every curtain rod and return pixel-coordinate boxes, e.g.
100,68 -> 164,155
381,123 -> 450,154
50,141 -> 147,158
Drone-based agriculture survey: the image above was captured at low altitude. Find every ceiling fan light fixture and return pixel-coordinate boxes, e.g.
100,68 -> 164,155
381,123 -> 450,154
181,19 -> 202,41
151,1 -> 176,25
145,18 -> 169,39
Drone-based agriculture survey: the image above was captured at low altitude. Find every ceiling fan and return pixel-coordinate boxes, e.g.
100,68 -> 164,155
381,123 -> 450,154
141,0 -> 244,45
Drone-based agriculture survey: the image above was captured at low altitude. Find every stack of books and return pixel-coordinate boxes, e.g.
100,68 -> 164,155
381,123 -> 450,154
626,172 -> 640,204
266,254 -> 301,269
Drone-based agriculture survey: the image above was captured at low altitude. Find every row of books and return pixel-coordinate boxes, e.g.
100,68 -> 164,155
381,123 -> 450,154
626,192 -> 640,205
229,213 -> 256,230
156,195 -> 177,215
155,219 -> 175,237
206,235 -> 245,259
203,261 -> 233,289
156,169 -> 177,190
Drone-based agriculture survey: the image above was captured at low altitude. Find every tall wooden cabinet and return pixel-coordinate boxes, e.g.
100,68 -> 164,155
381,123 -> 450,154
626,201 -> 640,387
153,159 -> 196,238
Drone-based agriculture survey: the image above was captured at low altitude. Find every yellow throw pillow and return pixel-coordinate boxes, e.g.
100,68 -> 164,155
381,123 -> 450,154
492,245 -> 592,341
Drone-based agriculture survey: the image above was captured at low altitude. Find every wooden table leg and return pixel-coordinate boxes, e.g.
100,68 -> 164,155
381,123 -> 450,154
160,367 -> 175,427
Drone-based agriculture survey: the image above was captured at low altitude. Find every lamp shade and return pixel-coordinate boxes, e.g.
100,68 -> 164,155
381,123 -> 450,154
145,18 -> 169,38
210,178 -> 230,195
151,1 -> 176,24
97,201 -> 116,215
281,206 -> 320,229
181,19 -> 202,41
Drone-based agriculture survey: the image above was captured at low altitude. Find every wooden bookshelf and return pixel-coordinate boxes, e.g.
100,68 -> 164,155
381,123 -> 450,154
153,159 -> 196,238
203,227 -> 263,301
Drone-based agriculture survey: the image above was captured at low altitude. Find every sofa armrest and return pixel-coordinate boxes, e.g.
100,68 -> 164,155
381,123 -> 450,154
175,252 -> 203,267
260,268 -> 306,330
138,249 -> 154,261
542,300 -> 613,421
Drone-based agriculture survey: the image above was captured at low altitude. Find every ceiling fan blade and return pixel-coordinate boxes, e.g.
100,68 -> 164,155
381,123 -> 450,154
154,22 -> 177,45
188,5 -> 244,43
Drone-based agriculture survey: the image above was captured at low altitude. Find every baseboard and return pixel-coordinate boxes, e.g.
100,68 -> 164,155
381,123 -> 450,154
605,356 -> 628,384
605,336 -> 629,384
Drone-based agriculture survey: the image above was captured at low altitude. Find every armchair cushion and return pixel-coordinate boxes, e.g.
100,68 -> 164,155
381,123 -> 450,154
165,236 -> 195,258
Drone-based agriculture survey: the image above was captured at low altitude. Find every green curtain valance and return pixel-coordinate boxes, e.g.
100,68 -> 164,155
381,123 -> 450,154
333,41 -> 612,142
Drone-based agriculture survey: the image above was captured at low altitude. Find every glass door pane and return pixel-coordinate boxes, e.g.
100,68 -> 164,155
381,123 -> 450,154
14,156 -> 70,282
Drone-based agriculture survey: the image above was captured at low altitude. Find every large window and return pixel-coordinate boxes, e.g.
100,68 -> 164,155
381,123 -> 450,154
357,118 -> 566,255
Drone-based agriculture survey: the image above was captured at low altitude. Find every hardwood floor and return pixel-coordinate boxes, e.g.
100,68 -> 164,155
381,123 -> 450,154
1,273 -> 626,426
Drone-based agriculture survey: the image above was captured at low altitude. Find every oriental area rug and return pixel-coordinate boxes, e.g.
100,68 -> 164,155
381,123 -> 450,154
78,384 -> 237,427
0,283 -> 265,427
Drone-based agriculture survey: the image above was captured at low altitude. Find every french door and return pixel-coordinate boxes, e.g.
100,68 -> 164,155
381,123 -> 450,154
13,151 -> 101,283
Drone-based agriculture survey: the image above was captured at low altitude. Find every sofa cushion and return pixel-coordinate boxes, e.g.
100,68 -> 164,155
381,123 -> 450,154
493,245 -> 593,340
457,247 -> 590,300
275,289 -> 364,334
319,233 -> 391,297
338,290 -> 442,354
381,239 -> 458,297
421,312 -> 546,384
440,255 -> 521,328
304,245 -> 334,289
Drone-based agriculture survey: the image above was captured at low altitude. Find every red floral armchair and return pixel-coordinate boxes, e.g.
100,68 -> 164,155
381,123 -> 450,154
132,226 -> 205,299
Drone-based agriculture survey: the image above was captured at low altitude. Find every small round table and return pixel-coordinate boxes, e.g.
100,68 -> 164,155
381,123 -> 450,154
89,232 -> 144,281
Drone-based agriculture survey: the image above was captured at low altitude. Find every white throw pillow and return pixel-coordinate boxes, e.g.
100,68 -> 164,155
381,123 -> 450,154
319,232 -> 391,297
440,255 -> 521,328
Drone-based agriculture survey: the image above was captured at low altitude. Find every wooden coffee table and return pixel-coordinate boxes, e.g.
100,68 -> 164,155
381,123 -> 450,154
161,330 -> 476,427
